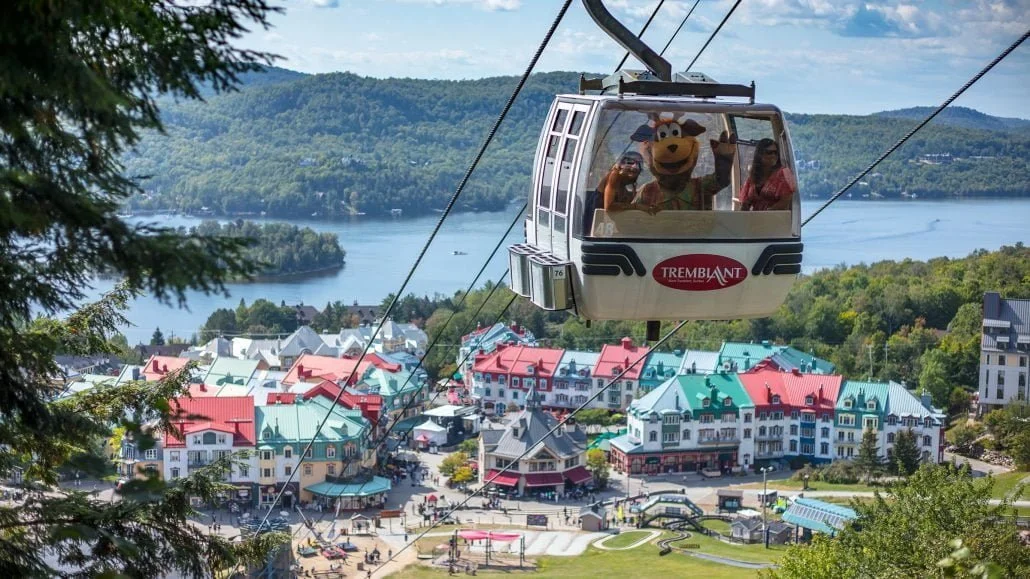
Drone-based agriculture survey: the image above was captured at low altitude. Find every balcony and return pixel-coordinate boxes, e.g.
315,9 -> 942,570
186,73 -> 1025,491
188,459 -> 212,468
755,432 -> 783,441
697,435 -> 740,445
755,450 -> 785,459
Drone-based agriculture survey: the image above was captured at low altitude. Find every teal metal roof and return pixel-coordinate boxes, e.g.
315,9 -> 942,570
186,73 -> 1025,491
884,382 -> 941,419
719,341 -> 785,370
641,352 -> 684,381
836,381 -> 890,413
305,476 -> 392,497
771,347 -> 836,374
677,372 -> 755,411
203,357 -> 260,387
782,498 -> 856,535
255,397 -> 367,443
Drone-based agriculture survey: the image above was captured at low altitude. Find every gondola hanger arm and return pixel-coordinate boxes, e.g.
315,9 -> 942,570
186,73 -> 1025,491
582,0 -> 672,81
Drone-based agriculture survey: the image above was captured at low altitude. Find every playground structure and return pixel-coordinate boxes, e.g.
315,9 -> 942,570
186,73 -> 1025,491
634,494 -> 733,535
424,529 -> 530,574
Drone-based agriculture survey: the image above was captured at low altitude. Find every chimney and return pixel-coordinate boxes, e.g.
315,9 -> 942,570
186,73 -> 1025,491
152,359 -> 159,372
132,367 -> 141,381
621,337 -> 633,350
297,364 -> 304,375
162,364 -> 169,373
765,382 -> 771,403
818,384 -> 824,402
199,383 -> 206,392
920,390 -> 933,410
791,368 -> 802,376
984,292 -> 1001,319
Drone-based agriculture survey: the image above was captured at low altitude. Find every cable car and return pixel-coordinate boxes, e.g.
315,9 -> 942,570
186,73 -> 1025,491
507,0 -> 802,340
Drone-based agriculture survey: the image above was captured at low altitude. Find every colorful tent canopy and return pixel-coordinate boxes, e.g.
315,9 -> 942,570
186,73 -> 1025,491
484,470 -> 519,487
524,472 -> 563,487
563,466 -> 593,485
458,530 -> 521,542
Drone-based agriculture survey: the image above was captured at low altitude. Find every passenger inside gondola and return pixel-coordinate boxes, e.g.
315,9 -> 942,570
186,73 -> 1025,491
739,138 -> 795,211
600,151 -> 644,211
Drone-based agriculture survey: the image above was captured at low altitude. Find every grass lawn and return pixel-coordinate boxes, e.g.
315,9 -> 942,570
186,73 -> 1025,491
385,533 -> 760,579
702,519 -> 732,534
602,531 -> 654,549
987,471 -> 1028,499
680,533 -> 787,564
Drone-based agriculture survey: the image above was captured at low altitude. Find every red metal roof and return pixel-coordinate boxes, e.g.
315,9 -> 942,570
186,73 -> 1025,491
142,356 -> 190,382
523,472 -> 564,487
782,371 -> 842,412
484,470 -> 520,487
301,381 -> 383,424
737,370 -> 791,411
593,337 -> 649,380
282,353 -> 399,385
266,392 -> 297,405
165,396 -> 256,448
564,466 -> 593,485
470,344 -> 564,378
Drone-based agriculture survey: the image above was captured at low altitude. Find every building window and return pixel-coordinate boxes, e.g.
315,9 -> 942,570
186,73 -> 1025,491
284,465 -> 292,476
863,417 -> 878,430
724,397 -> 733,407
758,426 -> 767,436
1020,356 -> 1027,367
262,468 -> 272,478
923,435 -> 932,447
700,414 -> 714,423
202,432 -> 216,445
821,413 -> 830,422
999,355 -> 1007,366
791,410 -> 800,419
790,425 -> 799,435
805,396 -> 814,406
682,429 -> 691,440
662,432 -> 679,443
998,372 -> 1006,386
820,442 -> 829,454
171,468 -> 180,479
759,412 -> 768,421
843,399 -> 853,410
997,387 -> 1005,399
837,446 -> 844,457
648,431 -> 657,442
771,395 -> 781,404
789,440 -> 798,452
801,443 -> 813,454
821,427 -> 830,438
838,414 -> 855,427
305,447 -> 312,458
887,432 -> 895,443
239,466 -> 249,478
217,434 -> 227,444
326,446 -> 336,458
663,414 -> 680,425
744,428 -> 752,439
284,448 -> 292,459
721,413 -> 736,423
327,463 -> 336,476
702,398 -> 711,408
261,450 -> 272,461
144,449 -> 157,460
564,457 -> 580,468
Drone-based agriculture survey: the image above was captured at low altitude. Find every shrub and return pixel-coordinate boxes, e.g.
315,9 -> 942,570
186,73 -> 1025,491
821,460 -> 861,484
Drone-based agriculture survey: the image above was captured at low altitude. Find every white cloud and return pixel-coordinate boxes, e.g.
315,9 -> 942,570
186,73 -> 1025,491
309,0 -> 339,7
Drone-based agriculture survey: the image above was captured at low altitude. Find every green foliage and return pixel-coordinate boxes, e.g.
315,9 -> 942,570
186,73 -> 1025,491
438,452 -> 469,477
937,538 -> 1006,579
793,461 -> 861,485
451,466 -> 475,485
457,438 -> 479,455
855,429 -> 885,482
765,464 -> 1030,579
201,299 -> 300,338
150,327 -> 166,346
0,0 -> 287,575
892,428 -> 922,476
574,409 -> 615,427
586,449 -> 609,488
982,403 -> 1030,468
947,422 -> 984,451
191,220 -> 346,278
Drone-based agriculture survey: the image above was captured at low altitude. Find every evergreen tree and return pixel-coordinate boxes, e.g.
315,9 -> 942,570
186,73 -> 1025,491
150,327 -> 166,346
892,428 -> 922,476
0,1 -> 286,576
855,428 -> 885,482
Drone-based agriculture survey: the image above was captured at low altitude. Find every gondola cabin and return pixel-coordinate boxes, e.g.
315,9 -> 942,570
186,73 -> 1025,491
507,71 -> 803,327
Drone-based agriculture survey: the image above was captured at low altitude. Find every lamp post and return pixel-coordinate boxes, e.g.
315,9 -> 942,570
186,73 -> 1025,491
761,466 -> 770,549
803,473 -> 810,491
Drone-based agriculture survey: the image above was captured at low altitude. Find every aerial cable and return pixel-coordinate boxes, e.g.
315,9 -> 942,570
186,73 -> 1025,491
685,0 -> 741,72
369,319 -> 689,577
254,0 -> 577,530
614,0 -> 667,71
660,0 -> 701,57
802,28 -> 1029,227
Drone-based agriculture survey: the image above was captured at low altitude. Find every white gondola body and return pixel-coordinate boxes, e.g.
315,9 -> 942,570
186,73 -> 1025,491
509,91 -> 803,321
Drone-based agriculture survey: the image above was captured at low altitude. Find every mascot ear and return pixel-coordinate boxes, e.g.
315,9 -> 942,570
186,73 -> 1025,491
630,123 -> 653,143
680,119 -> 707,137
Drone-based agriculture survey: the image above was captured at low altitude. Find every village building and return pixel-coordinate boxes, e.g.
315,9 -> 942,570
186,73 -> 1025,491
458,322 -> 536,384
609,372 -> 755,475
978,291 -> 1030,412
469,344 -> 563,416
639,350 -> 685,394
478,386 -> 590,496
552,350 -> 600,410
593,337 -> 651,410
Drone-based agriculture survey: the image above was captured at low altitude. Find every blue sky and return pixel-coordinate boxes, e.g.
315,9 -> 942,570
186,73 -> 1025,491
242,0 -> 1030,118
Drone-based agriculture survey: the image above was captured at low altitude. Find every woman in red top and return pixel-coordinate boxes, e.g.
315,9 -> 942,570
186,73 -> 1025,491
740,138 -> 796,211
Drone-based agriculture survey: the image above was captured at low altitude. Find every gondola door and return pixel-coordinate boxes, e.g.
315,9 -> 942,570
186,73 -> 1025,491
536,101 -> 590,260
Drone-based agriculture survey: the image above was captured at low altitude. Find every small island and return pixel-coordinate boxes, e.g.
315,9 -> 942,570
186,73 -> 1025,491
192,220 -> 346,279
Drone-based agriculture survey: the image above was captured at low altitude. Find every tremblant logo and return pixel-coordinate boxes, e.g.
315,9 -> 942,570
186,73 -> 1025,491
653,254 -> 748,291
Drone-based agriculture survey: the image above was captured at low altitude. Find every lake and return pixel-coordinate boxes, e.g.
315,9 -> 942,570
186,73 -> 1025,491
87,198 -> 1030,344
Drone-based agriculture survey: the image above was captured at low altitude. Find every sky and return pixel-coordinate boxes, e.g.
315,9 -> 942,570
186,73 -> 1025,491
240,0 -> 1030,118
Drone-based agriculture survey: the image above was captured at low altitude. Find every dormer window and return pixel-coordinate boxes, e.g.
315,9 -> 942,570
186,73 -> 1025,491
702,398 -> 711,408
866,400 -> 876,411
805,395 -> 814,406
771,395 -> 781,404
723,397 -> 732,407
843,398 -> 853,410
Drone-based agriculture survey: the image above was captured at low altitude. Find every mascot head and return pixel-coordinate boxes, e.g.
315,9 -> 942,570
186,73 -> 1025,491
649,114 -> 706,176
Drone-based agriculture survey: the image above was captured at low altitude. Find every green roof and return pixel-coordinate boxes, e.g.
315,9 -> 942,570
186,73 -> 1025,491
255,397 -> 367,444
782,498 -> 856,535
719,341 -> 785,370
630,373 -> 753,417
641,352 -> 684,381
305,476 -> 392,497
203,357 -> 261,388
836,380 -> 890,413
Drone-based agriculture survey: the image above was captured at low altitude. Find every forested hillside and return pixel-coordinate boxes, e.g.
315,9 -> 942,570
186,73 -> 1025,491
126,69 -> 1030,218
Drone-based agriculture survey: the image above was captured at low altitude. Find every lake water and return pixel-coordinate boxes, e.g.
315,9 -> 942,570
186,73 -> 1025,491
88,198 -> 1030,344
